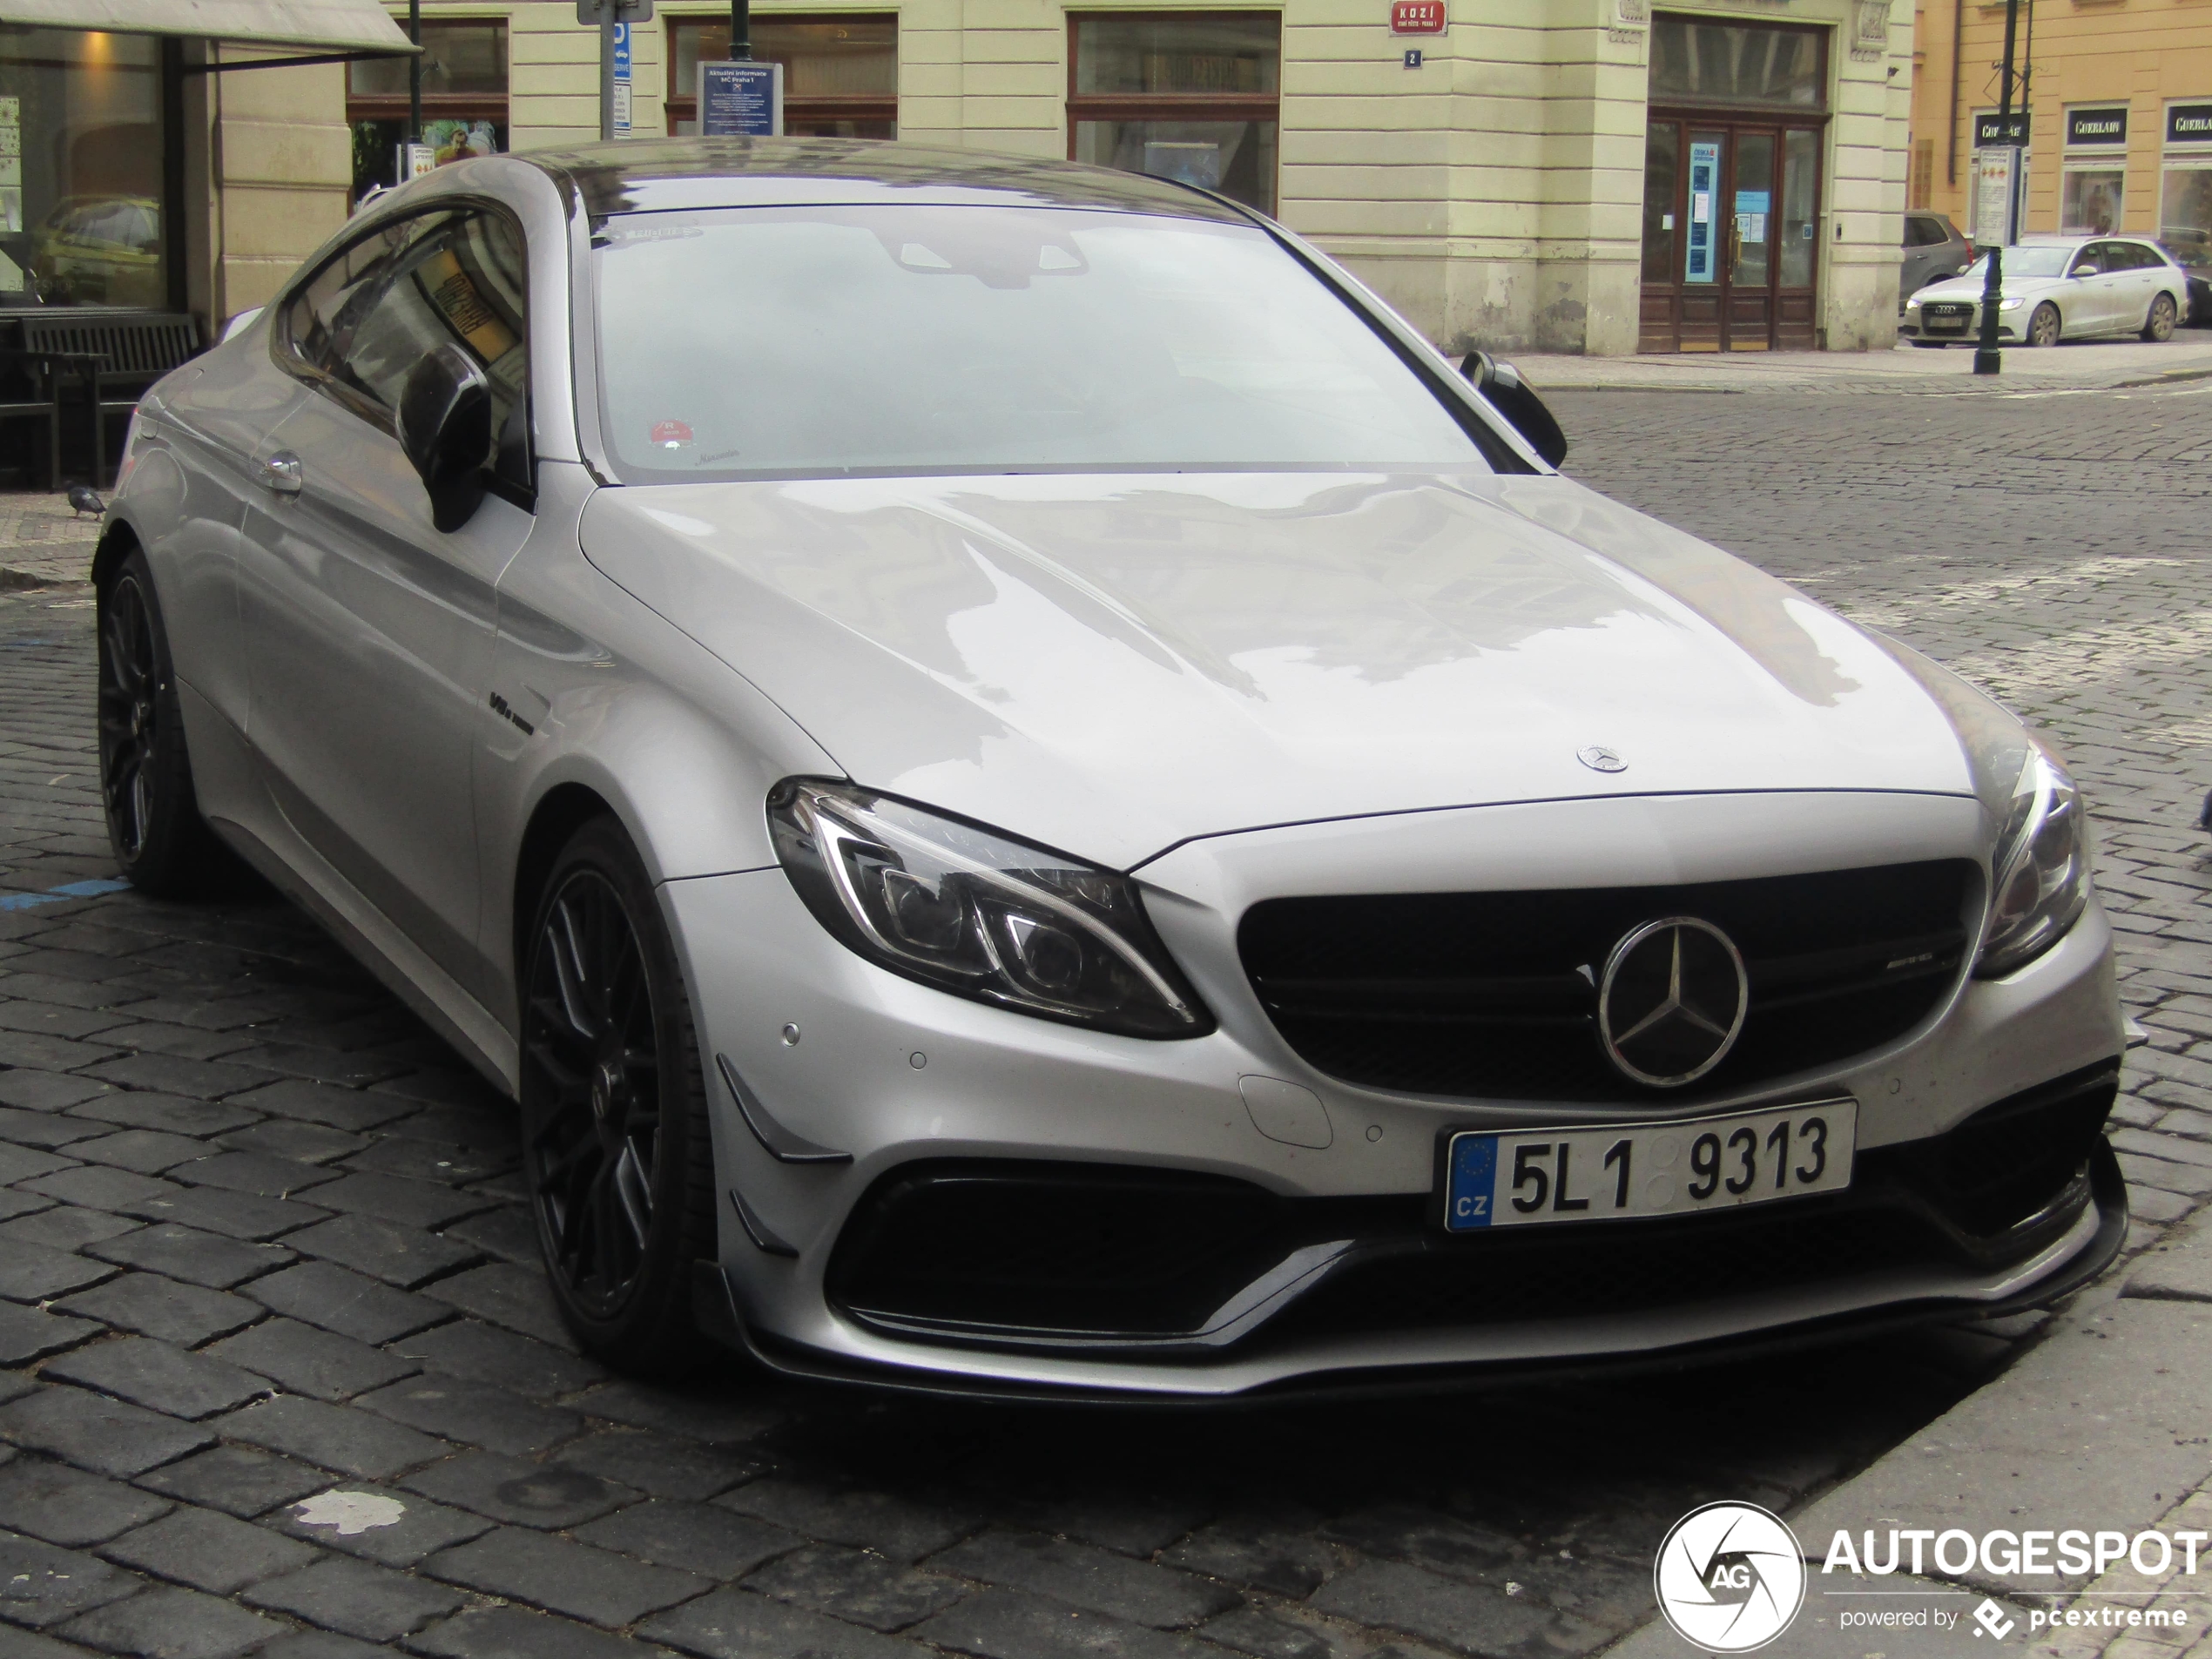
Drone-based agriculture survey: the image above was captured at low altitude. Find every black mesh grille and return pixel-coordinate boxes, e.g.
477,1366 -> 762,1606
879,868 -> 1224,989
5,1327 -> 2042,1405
1238,861 -> 1975,1102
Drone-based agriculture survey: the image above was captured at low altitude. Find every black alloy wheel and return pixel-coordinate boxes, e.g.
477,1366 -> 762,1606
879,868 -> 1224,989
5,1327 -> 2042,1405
2027,303 -> 2061,347
96,549 -> 217,894
520,817 -> 717,1372
2142,293 -> 2177,343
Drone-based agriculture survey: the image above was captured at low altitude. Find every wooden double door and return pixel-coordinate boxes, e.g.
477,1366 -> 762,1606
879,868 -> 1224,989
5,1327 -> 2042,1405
1639,117 -> 1823,352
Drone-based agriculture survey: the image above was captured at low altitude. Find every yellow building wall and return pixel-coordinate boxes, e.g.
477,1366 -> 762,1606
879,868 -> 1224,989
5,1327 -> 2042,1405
1910,0 -> 2212,239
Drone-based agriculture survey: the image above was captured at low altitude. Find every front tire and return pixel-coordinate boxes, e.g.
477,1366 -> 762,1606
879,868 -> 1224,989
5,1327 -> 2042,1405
96,548 -> 220,894
519,817 -> 718,1375
2142,293 -> 2178,342
2027,303 -> 2061,347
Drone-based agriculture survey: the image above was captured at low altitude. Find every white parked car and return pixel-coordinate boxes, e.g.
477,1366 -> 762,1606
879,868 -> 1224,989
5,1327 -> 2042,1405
1902,233 -> 2188,347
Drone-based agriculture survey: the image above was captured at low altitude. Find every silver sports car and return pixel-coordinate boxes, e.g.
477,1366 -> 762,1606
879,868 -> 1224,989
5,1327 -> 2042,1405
98,141 -> 2126,1399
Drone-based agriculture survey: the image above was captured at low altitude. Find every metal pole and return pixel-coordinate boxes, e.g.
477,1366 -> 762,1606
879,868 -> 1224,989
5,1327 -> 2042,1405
407,0 -> 421,151
1973,0 -> 2020,375
599,4 -> 616,140
732,0 -> 750,59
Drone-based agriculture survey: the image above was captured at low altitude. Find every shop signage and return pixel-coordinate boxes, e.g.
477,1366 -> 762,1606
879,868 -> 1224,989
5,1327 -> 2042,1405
1973,111 -> 2027,147
1391,2 -> 1447,34
2065,107 -> 2128,146
699,60 -> 784,136
2169,104 -> 2212,146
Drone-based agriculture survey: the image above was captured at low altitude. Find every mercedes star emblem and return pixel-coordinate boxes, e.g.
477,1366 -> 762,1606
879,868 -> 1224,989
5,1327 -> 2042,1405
1577,745 -> 1628,772
1596,916 -> 1749,1087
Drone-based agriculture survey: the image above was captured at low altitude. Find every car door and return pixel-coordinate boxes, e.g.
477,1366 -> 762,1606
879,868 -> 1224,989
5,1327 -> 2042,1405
2114,241 -> 2168,331
238,204 -> 534,1001
1900,217 -> 1942,299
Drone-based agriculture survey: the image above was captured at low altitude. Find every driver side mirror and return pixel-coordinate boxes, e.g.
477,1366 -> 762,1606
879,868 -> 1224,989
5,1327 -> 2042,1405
1459,351 -> 1568,469
2069,263 -> 2098,279
397,342 -> 493,533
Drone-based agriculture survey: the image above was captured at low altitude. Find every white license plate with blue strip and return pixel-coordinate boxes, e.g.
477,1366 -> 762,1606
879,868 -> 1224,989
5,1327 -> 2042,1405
1444,1098 -> 1857,1231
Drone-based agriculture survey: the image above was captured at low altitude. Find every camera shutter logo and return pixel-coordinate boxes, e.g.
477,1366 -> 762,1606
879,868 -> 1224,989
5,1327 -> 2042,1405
1653,1501 -> 1806,1652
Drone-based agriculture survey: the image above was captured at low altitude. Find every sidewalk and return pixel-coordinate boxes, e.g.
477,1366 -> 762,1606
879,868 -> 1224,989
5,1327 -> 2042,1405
0,492 -> 102,590
1504,334 -> 2212,395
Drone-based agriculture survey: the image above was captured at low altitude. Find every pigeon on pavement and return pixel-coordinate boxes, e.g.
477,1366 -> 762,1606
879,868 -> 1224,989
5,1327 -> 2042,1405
66,483 -> 104,518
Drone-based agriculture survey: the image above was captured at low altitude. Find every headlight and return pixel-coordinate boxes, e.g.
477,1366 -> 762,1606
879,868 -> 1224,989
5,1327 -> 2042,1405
1998,296 -> 2027,311
768,780 -> 1211,1037
1905,295 -> 1923,309
1976,745 -> 2090,978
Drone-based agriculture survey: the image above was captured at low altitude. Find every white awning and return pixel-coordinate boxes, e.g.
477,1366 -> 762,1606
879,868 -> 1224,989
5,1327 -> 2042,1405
0,0 -> 415,53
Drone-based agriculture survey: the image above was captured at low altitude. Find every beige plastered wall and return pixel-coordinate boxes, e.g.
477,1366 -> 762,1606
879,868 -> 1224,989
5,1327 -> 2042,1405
1909,0 -> 2212,239
437,0 -> 1918,353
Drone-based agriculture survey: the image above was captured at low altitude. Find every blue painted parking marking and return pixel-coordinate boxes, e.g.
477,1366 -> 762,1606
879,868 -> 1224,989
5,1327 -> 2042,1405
0,876 -> 132,912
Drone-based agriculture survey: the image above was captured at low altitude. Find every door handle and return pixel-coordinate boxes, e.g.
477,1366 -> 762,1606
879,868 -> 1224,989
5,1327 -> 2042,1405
260,451 -> 302,496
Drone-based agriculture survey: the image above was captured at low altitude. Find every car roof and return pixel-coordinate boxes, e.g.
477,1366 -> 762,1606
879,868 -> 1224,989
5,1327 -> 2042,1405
515,137 -> 1253,223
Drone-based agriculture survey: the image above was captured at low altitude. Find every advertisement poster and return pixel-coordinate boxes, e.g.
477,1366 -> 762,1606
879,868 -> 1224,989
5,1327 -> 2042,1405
1686,140 -> 1718,282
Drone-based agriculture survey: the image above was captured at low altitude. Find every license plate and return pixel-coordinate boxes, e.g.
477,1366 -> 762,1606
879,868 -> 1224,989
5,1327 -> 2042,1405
1443,1098 -> 1856,1231
1927,320 -> 1967,334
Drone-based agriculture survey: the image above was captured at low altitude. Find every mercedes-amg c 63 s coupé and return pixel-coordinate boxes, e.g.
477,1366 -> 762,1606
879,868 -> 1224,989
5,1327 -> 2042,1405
94,140 -> 2127,1399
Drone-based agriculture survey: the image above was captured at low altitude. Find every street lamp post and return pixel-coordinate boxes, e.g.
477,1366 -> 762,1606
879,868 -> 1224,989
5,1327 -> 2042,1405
407,0 -> 421,150
731,0 -> 750,58
1973,0 -> 2023,375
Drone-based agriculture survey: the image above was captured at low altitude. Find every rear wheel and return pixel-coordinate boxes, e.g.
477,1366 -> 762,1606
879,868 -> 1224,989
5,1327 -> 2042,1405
96,549 -> 220,894
2027,303 -> 2061,347
2142,293 -> 2178,342
519,816 -> 718,1375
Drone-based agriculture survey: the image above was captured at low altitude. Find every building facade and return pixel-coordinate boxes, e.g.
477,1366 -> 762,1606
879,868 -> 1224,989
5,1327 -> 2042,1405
1909,0 -> 2212,260
359,0 -> 1915,355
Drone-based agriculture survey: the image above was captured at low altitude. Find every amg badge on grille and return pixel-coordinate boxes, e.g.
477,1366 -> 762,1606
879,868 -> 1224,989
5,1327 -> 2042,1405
1596,917 -> 1749,1087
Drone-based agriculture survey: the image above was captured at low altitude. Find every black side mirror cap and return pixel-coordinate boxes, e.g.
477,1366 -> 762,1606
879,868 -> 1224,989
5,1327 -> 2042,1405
1459,350 -> 1568,469
397,342 -> 493,532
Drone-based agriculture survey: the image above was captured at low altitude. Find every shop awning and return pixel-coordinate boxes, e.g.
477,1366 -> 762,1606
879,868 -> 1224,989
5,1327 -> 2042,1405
0,0 -> 415,55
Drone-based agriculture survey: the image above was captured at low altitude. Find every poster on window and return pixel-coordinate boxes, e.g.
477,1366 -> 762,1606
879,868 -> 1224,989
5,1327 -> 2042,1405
426,120 -> 499,165
1685,141 -> 1718,282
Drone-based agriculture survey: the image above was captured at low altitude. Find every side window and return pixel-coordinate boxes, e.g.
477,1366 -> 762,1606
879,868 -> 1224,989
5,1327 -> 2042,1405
280,214 -> 431,379
1906,217 -> 1939,247
290,209 -> 531,493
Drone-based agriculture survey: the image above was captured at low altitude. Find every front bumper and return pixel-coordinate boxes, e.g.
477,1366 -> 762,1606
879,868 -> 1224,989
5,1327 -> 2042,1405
1901,303 -> 2025,343
662,791 -> 2126,1399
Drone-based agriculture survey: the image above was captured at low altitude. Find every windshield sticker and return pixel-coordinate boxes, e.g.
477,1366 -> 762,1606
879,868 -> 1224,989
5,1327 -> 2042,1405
650,420 -> 694,450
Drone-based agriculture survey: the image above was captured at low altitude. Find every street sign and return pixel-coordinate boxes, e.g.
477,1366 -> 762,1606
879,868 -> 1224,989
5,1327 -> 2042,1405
396,141 -> 434,182
611,19 -> 631,132
1971,145 -> 2025,247
1391,0 -> 1446,33
1973,111 -> 2027,147
575,0 -> 651,24
612,20 -> 631,79
698,59 -> 782,136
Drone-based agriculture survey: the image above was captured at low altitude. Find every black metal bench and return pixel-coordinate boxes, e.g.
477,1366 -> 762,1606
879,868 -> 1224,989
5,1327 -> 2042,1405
19,311 -> 204,486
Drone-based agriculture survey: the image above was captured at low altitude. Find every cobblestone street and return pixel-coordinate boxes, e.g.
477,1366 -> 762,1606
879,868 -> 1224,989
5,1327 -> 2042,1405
0,380 -> 2208,1659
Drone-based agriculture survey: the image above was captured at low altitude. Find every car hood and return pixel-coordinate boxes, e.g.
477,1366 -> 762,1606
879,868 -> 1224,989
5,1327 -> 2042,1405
1913,273 -> 2058,303
580,471 -> 1974,870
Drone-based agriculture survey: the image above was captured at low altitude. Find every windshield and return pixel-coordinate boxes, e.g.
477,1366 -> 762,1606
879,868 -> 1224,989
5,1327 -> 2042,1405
590,204 -> 1499,482
1957,246 -> 2075,281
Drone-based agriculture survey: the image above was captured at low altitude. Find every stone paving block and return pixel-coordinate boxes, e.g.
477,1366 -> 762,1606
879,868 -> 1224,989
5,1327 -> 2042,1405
243,1261 -> 449,1345
84,1223 -> 293,1291
0,1069 -> 115,1111
216,1396 -> 453,1483
88,1022 -> 258,1063
98,1501 -> 321,1593
908,1587 -> 1219,1659
419,1264 -> 570,1346
355,1374 -> 581,1458
79,1054 -> 275,1099
273,1483 -> 493,1567
216,1120 -> 370,1166
0,1303 -> 103,1366
0,1242 -> 114,1304
206,1318 -> 421,1403
0,1626 -> 118,1659
1163,1515 -> 1339,1599
423,1526 -> 712,1628
255,1631 -> 389,1659
0,1105 -> 111,1147
43,1337 -> 269,1420
300,1171 -> 492,1231
2125,1211 -> 2212,1301
409,1604 -> 683,1659
122,1183 -> 333,1242
553,1429 -> 763,1503
927,1530 -> 1237,1630
402,1453 -> 641,1530
0,1527 -> 145,1629
244,1554 -> 469,1642
987,1494 -> 1212,1561
0,1188 -> 51,1222
69,1093 -> 257,1138
566,1384 -> 779,1447
20,1165 -> 179,1212
573,1498 -> 799,1581
283,1212 -> 482,1290
67,1130 -> 214,1176
742,1541 -> 968,1633
1310,1557 -> 1600,1657
0,1386 -> 213,1478
226,1080 -> 417,1135
344,1134 -> 515,1187
0,1033 -> 118,1072
1195,1608 -> 1335,1659
0,1000 -> 130,1042
0,1207 -> 137,1251
439,1206 -> 538,1266
0,1141 -> 78,1187
717,1479 -> 976,1564
56,1581 -> 289,1659
221,1042 -> 408,1089
641,1588 -> 934,1659
178,1151 -> 341,1201
135,1445 -> 333,1520
2116,1150 -> 2212,1197
390,1321 -> 604,1403
52,1272 -> 260,1347
0,1457 -> 172,1547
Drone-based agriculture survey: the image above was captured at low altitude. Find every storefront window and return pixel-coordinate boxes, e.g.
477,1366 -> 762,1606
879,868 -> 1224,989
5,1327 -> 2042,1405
2161,104 -> 2212,264
665,16 -> 897,138
1650,17 -> 1823,110
2060,168 -> 2124,235
347,19 -> 509,200
0,26 -> 166,307
1068,13 -> 1279,215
